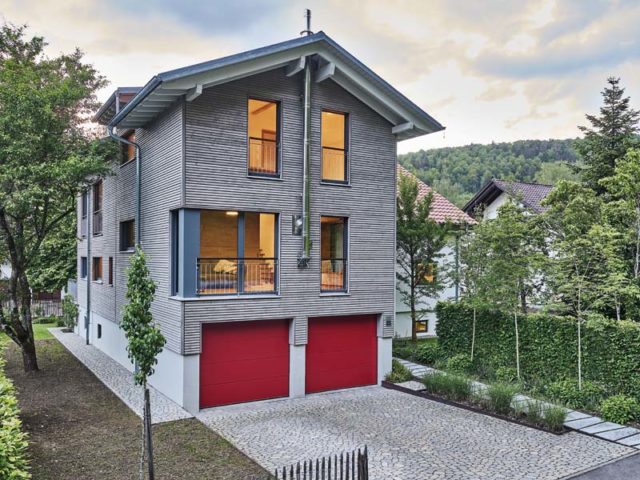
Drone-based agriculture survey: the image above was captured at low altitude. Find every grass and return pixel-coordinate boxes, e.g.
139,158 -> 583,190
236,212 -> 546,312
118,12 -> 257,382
3,339 -> 268,480
0,322 -> 57,346
422,372 -> 472,402
485,383 -> 519,415
385,359 -> 413,383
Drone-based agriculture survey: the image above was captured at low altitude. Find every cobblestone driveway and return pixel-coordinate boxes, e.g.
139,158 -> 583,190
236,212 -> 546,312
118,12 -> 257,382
197,386 -> 633,480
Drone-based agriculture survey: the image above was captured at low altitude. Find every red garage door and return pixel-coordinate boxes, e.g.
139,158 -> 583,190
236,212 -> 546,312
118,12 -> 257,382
306,315 -> 377,394
200,320 -> 289,408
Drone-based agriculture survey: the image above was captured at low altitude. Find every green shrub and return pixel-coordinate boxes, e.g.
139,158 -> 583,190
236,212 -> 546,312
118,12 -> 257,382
446,353 -> 473,375
61,294 -> 79,330
495,366 -> 518,384
541,405 -> 567,432
414,343 -> 441,365
0,361 -> 30,479
385,359 -> 413,383
523,400 -> 544,425
600,395 -> 640,425
545,380 -> 607,410
423,372 -> 471,402
486,383 -> 518,415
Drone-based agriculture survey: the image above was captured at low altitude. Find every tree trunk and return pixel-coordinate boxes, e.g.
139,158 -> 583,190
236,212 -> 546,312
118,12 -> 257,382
145,387 -> 155,480
21,339 -> 39,372
577,316 -> 583,391
470,307 -> 476,361
514,311 -> 521,380
410,283 -> 417,343
7,262 -> 39,372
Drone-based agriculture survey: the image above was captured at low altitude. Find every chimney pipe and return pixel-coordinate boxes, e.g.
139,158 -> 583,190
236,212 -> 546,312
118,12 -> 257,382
301,8 -> 312,36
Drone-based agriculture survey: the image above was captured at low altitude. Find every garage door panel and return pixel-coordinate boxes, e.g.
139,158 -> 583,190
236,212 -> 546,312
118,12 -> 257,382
200,319 -> 289,408
306,315 -> 377,394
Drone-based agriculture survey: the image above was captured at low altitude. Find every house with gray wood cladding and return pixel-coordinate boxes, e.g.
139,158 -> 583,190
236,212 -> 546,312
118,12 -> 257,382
76,30 -> 443,413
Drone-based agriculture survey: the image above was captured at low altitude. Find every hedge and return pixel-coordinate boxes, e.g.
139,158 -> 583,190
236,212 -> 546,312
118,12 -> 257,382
0,358 -> 30,479
436,302 -> 640,399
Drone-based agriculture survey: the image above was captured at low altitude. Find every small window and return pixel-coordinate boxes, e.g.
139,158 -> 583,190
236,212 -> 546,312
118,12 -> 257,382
121,132 -> 136,164
80,257 -> 88,279
108,257 -> 113,286
92,257 -> 102,282
321,111 -> 348,183
120,220 -> 135,251
93,181 -> 103,235
247,98 -> 280,177
421,263 -> 436,284
97,323 -> 102,339
320,216 -> 347,292
416,320 -> 428,333
80,191 -> 88,237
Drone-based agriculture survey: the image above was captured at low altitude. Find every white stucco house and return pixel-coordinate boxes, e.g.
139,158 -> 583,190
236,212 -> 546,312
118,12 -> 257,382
395,165 -> 475,338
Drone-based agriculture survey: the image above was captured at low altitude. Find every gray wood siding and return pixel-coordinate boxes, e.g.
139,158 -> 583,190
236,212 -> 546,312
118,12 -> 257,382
181,68 -> 396,354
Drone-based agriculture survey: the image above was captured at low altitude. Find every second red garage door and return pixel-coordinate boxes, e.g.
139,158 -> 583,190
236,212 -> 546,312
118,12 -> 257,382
200,320 -> 289,408
306,314 -> 377,394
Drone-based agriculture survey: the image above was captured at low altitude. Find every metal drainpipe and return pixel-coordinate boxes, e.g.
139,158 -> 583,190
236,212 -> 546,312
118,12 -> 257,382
85,189 -> 91,345
298,9 -> 312,268
108,126 -> 142,246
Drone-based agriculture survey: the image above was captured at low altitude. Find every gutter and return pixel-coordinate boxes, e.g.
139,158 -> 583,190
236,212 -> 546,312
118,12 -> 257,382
85,193 -> 91,345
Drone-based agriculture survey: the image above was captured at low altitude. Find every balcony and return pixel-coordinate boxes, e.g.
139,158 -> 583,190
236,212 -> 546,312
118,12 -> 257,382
248,137 -> 277,176
197,258 -> 277,295
321,258 -> 346,292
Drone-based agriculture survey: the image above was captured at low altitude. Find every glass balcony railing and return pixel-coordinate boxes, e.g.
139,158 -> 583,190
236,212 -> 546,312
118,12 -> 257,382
197,257 -> 278,295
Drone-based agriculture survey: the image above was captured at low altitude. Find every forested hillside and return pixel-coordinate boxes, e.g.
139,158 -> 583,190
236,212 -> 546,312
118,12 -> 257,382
398,139 -> 580,207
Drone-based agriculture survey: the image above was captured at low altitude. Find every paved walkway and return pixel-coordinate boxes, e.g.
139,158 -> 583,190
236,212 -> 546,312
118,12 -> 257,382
396,358 -> 640,450
50,328 -> 191,424
198,386 -> 633,480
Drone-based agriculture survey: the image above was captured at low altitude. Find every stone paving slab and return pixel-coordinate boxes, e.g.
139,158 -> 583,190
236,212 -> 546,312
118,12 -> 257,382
50,328 -> 192,424
596,427 -> 640,442
566,410 -> 592,422
617,434 -> 640,447
566,417 -> 605,430
198,386 -> 633,480
395,380 -> 425,391
581,423 -> 626,435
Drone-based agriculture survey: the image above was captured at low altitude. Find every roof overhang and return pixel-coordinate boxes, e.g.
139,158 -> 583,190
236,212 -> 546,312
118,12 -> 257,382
462,179 -> 504,217
106,32 -> 444,140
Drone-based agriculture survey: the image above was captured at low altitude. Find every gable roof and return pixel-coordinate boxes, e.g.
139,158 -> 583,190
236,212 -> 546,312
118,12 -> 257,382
398,165 -> 476,225
98,31 -> 443,140
463,179 -> 553,217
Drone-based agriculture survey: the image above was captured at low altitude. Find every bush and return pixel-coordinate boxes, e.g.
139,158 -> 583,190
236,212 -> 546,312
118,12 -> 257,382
61,294 -> 78,330
601,395 -> 640,425
423,372 -> 471,401
485,383 -> 518,415
542,405 -> 567,432
0,360 -> 30,479
495,366 -> 518,384
414,342 -> 441,365
446,353 -> 473,375
545,380 -> 607,411
523,400 -> 544,425
385,359 -> 413,383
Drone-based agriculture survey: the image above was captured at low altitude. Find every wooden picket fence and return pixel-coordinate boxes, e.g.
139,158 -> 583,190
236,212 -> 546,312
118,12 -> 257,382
272,446 -> 369,480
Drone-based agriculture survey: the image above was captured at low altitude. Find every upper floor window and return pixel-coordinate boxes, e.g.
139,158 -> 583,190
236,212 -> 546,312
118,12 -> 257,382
321,111 -> 348,183
80,191 -> 88,237
198,210 -> 278,295
120,220 -> 135,251
80,256 -> 87,279
92,257 -> 102,282
108,257 -> 114,286
247,98 -> 280,177
121,132 -> 136,165
320,216 -> 347,292
92,181 -> 103,235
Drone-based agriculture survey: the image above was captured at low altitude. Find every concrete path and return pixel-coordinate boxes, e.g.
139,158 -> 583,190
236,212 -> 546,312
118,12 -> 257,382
50,328 -> 192,424
396,358 -> 640,450
198,386 -> 633,480
569,452 -> 640,479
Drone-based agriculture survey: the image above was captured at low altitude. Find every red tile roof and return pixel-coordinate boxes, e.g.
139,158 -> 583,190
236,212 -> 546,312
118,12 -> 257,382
398,165 -> 476,225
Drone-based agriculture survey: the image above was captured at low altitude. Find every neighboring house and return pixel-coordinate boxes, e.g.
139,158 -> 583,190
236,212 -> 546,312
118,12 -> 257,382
463,178 -> 553,220
395,166 -> 475,338
76,31 -> 443,413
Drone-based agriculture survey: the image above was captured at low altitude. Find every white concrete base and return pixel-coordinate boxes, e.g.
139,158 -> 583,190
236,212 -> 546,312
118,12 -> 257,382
289,344 -> 306,398
377,337 -> 392,383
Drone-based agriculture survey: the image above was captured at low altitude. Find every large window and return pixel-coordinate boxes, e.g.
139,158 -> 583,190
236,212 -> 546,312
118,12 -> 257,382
321,111 -> 348,183
320,216 -> 347,292
198,210 -> 278,295
92,257 -> 102,282
121,131 -> 136,165
93,181 -> 103,235
120,220 -> 135,251
247,98 -> 279,177
80,191 -> 88,237
80,257 -> 87,279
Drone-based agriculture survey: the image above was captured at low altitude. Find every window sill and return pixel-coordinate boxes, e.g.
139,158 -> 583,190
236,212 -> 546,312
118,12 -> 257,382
92,280 -> 103,285
320,181 -> 351,187
169,293 -> 281,302
119,248 -> 135,254
247,174 -> 283,181
319,291 -> 350,297
92,233 -> 103,237
120,158 -> 136,168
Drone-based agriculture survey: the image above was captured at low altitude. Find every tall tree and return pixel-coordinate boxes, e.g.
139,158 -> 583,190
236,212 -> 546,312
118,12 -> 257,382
396,173 -> 450,341
0,23 -> 112,371
121,248 -> 166,480
576,77 -> 639,193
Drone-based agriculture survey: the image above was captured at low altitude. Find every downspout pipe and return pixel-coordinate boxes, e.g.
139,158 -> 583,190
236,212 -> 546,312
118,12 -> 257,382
298,9 -> 312,268
108,126 -> 142,246
85,190 -> 91,345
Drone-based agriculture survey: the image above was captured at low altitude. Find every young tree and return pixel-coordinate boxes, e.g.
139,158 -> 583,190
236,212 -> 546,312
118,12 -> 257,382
121,248 -> 165,480
0,23 -> 112,371
576,77 -> 639,193
396,173 -> 450,341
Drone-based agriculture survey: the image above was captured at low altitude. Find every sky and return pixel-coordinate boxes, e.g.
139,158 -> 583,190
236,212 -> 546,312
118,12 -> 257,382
1,0 -> 638,154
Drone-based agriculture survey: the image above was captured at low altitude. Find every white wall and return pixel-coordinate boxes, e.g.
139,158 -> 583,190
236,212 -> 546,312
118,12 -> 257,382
483,192 -> 510,220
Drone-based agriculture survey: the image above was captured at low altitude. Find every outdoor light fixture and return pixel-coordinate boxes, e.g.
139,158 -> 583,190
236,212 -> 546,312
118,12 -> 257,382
292,214 -> 303,235
225,211 -> 238,216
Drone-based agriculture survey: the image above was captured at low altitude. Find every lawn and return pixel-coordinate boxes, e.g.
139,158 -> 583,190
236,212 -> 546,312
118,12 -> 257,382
3,339 -> 268,480
0,322 -> 57,346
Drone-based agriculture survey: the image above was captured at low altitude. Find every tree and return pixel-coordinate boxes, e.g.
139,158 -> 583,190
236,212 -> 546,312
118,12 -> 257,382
396,173 -> 450,341
0,23 -> 113,372
576,77 -> 639,193
534,162 -> 580,185
120,248 -> 165,480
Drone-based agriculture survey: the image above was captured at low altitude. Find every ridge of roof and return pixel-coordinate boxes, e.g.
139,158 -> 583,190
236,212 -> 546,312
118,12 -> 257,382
463,178 -> 553,216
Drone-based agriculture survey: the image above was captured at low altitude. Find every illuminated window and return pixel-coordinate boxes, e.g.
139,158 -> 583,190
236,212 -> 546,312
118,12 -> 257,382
416,320 -> 428,333
321,111 -> 348,183
321,216 -> 347,292
422,263 -> 436,284
247,99 -> 279,176
121,131 -> 136,164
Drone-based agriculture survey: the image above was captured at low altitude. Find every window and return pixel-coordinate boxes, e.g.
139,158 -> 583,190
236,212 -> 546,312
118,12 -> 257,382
97,323 -> 102,339
421,263 -> 436,284
416,320 -> 428,333
320,216 -> 347,292
121,131 -> 136,164
171,211 -> 179,296
198,210 -> 278,295
80,257 -> 88,279
93,181 -> 103,235
92,257 -> 102,282
108,257 -> 113,286
120,220 -> 135,251
80,191 -> 88,237
247,98 -> 279,177
321,111 -> 348,183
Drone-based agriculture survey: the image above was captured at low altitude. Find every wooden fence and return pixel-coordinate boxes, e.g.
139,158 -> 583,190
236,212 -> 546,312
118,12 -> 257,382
273,446 -> 369,480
